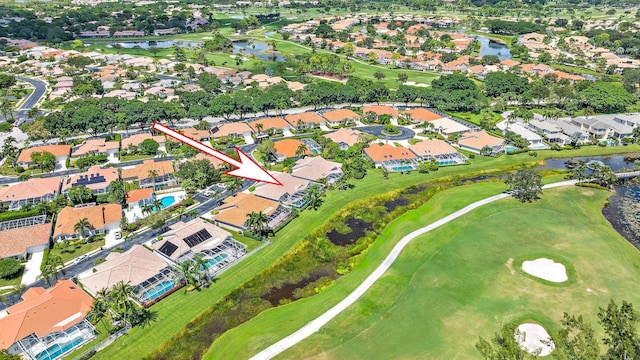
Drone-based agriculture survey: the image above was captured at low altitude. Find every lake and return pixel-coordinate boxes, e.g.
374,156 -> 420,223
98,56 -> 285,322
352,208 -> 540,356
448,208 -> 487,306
538,155 -> 636,172
473,35 -> 512,60
536,154 -> 640,248
91,40 -> 202,49
232,40 -> 285,62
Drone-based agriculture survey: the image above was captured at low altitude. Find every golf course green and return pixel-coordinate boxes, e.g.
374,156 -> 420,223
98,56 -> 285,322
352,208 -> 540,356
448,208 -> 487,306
209,185 -> 640,359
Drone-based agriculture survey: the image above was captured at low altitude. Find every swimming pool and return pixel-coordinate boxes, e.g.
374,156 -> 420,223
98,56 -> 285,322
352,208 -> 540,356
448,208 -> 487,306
391,165 -> 414,172
140,280 -> 175,302
505,146 -> 518,152
438,160 -> 457,166
159,196 -> 175,208
35,336 -> 84,360
202,253 -> 229,270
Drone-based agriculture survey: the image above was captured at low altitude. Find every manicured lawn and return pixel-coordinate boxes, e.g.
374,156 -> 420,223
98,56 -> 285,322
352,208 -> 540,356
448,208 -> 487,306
93,145 -> 640,359
0,267 -> 24,288
223,186 -> 640,359
230,231 -> 264,252
49,239 -> 105,264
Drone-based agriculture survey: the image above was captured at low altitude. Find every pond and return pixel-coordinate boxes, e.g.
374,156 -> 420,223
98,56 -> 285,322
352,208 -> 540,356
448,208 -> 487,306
537,155 -> 636,172
261,266 -> 334,306
232,40 -> 285,62
326,218 -> 374,246
473,35 -> 512,61
90,40 -> 202,49
602,185 -> 640,249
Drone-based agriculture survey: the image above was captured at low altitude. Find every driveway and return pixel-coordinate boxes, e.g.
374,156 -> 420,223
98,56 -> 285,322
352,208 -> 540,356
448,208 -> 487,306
21,250 -> 44,286
354,125 -> 415,140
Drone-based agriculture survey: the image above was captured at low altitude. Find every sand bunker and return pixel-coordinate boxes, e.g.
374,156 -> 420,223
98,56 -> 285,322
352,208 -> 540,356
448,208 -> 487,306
522,258 -> 568,283
515,323 -> 554,356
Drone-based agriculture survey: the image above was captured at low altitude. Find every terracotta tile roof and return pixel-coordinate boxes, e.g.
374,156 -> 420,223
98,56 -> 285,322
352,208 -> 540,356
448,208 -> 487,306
211,122 -> 252,138
409,139 -> 458,157
0,279 -> 93,350
249,117 -> 290,132
192,153 -> 225,168
364,143 -> 417,163
0,177 -> 61,203
152,218 -> 231,261
79,245 -> 168,296
214,193 -> 279,229
273,139 -> 309,158
285,112 -> 326,126
53,204 -> 122,238
291,156 -> 342,182
179,127 -> 210,141
253,172 -> 310,202
363,105 -> 398,117
324,128 -> 364,147
404,108 -> 443,122
458,130 -> 504,150
17,145 -> 70,164
121,160 -> 174,181
501,59 -> 521,68
121,133 -> 166,149
61,166 -> 118,193
72,139 -> 119,157
0,222 -> 51,258
322,109 -> 360,123
126,188 -> 154,204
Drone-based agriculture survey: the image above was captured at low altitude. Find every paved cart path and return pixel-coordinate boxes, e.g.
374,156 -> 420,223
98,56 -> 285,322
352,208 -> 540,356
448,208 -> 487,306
250,180 -> 578,360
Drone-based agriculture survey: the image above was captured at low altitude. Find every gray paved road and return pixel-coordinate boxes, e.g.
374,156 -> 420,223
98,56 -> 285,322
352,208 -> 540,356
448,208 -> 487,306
0,179 -> 253,309
13,76 -> 47,125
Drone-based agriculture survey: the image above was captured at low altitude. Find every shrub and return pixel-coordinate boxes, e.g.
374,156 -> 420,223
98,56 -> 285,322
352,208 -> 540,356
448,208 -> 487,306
0,258 -> 22,279
14,166 -> 25,173
93,257 -> 106,266
248,185 -> 256,192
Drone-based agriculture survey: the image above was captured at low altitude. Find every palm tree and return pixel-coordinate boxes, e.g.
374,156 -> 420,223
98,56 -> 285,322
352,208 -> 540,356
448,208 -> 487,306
141,204 -> 153,216
135,308 -> 158,328
255,123 -> 264,136
254,211 -> 270,239
246,211 -> 259,235
152,198 -> 163,212
147,169 -> 159,190
193,253 -> 209,285
109,281 -> 136,325
295,143 -> 308,157
175,260 -> 199,289
88,289 -> 112,333
74,218 -> 93,239
40,254 -> 65,286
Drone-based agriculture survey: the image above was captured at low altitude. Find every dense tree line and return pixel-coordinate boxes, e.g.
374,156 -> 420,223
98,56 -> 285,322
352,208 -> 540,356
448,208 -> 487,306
486,20 -> 544,35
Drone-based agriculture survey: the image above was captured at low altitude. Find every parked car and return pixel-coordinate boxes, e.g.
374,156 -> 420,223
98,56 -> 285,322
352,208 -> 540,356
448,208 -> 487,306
113,230 -> 122,240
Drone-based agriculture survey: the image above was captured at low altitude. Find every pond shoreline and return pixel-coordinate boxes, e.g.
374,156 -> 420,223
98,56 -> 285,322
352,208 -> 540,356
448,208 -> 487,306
602,185 -> 640,249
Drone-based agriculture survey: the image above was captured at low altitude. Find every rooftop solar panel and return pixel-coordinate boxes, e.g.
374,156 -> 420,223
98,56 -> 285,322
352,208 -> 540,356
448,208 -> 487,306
183,228 -> 212,248
159,241 -> 178,257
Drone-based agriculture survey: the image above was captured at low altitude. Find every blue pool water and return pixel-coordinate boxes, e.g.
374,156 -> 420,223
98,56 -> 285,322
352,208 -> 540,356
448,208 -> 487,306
505,146 -> 518,152
159,196 -> 176,208
391,165 -> 414,172
438,160 -> 457,166
140,280 -> 175,302
202,253 -> 229,270
35,336 -> 84,360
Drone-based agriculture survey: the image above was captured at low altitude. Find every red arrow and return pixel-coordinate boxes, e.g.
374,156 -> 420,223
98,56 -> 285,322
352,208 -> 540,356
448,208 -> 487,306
152,122 -> 282,186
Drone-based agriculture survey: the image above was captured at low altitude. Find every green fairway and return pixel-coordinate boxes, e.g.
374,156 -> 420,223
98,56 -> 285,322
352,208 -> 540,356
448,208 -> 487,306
227,185 -> 640,359
93,145 -> 640,359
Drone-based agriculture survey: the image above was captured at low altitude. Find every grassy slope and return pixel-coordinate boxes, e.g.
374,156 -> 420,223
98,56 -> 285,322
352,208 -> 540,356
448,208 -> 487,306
269,186 -> 640,359
94,145 -> 639,359
207,181 -> 507,358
